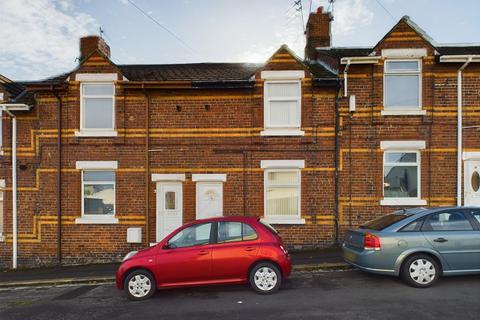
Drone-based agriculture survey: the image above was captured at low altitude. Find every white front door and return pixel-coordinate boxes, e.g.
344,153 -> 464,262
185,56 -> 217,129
464,160 -> 480,206
156,182 -> 183,242
196,182 -> 223,219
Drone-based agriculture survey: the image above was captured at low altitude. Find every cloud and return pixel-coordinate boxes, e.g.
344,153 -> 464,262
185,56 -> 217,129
0,0 -> 97,80
313,0 -> 374,36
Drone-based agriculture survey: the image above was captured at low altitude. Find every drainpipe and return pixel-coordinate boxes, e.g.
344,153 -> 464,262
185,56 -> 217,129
343,60 -> 350,97
1,103 -> 31,269
456,57 -> 472,206
52,90 -> 63,265
143,85 -> 150,245
333,80 -> 341,245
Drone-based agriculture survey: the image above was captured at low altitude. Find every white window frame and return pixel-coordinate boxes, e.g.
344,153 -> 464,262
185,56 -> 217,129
75,161 -> 118,224
382,59 -> 425,116
261,70 -> 305,136
75,82 -> 117,137
262,160 -> 305,224
0,179 -> 4,241
380,142 -> 426,206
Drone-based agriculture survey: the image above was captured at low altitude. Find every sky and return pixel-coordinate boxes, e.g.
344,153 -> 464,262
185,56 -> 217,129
0,0 -> 479,81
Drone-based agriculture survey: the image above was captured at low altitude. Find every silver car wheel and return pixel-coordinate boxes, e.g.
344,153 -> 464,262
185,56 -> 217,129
128,274 -> 152,298
254,267 -> 278,291
409,258 -> 436,285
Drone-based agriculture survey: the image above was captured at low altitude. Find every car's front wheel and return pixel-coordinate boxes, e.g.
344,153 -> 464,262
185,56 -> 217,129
249,262 -> 282,294
124,269 -> 156,301
401,254 -> 440,288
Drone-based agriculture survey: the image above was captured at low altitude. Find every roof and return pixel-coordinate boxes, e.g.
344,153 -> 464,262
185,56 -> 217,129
316,47 -> 373,58
436,45 -> 480,55
0,74 -> 26,100
118,63 -> 262,82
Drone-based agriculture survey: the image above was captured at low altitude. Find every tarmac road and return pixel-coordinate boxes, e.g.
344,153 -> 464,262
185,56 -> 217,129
0,269 -> 479,320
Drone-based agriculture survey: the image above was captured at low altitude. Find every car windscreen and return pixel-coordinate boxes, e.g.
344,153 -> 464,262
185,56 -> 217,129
360,213 -> 411,231
260,219 -> 279,235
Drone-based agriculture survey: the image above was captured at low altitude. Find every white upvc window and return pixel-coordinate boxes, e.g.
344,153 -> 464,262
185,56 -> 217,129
261,70 -> 304,136
380,141 -> 426,206
383,59 -> 424,115
76,161 -> 118,224
261,160 -> 305,224
0,179 -> 4,241
76,82 -> 117,137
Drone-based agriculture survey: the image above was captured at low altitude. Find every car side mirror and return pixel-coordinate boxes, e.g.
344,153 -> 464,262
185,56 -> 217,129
163,243 -> 177,250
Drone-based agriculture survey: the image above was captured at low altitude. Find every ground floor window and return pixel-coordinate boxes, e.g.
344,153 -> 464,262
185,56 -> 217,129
75,161 -> 118,224
261,160 -> 305,224
380,141 -> 426,206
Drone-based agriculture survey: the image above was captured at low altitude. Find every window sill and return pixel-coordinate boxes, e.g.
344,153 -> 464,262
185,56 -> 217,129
381,109 -> 426,116
380,199 -> 427,206
262,217 -> 306,225
0,234 -> 4,242
74,130 -> 118,137
75,216 -> 119,224
260,130 -> 305,137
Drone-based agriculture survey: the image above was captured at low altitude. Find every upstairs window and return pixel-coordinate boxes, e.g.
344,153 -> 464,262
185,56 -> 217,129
384,60 -> 421,110
264,81 -> 301,129
80,83 -> 115,131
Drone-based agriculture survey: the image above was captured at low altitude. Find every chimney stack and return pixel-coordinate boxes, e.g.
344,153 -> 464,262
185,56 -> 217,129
304,6 -> 332,61
79,36 -> 111,61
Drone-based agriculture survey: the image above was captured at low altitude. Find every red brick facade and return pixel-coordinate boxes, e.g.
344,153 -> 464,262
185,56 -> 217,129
0,12 -> 479,268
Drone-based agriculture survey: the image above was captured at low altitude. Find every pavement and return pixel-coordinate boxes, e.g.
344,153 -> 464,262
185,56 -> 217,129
0,247 -> 348,288
1,269 -> 479,320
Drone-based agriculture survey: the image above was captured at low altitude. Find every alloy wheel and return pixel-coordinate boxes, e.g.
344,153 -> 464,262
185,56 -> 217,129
254,267 -> 278,291
128,274 -> 152,298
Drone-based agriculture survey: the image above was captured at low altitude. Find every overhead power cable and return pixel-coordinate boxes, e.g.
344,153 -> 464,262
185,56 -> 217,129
374,0 -> 397,22
126,0 -> 199,56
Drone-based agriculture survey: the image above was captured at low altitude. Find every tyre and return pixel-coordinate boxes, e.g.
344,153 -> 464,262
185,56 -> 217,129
124,269 -> 156,301
401,254 -> 440,288
249,262 -> 282,294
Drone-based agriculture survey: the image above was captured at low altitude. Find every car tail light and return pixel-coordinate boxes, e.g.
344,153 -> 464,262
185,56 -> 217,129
364,233 -> 381,251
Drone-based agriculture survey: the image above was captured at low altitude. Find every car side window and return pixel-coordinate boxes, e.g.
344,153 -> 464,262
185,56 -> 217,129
422,212 -> 474,232
471,211 -> 480,224
167,223 -> 212,248
217,222 -> 258,243
399,218 -> 423,232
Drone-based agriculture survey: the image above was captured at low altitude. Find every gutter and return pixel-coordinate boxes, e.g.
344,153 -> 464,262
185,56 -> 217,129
0,103 -> 31,269
439,55 -> 479,206
333,80 -> 341,245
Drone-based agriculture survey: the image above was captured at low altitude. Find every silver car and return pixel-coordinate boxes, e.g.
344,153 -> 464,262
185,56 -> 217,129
342,207 -> 480,287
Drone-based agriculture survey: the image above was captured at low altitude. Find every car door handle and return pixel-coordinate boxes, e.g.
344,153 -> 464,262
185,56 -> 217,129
434,237 -> 448,243
245,247 -> 256,252
198,250 -> 209,255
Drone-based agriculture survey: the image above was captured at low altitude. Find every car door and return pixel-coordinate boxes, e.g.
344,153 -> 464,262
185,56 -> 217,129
211,221 -> 260,281
462,209 -> 480,270
422,210 -> 479,271
155,222 -> 214,285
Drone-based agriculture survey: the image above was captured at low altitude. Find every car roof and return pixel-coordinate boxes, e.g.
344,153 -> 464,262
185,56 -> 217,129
395,206 -> 479,218
185,216 -> 259,225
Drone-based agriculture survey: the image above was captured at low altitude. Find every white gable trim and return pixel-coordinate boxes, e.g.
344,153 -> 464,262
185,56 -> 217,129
261,70 -> 305,80
381,48 -> 427,58
75,73 -> 118,82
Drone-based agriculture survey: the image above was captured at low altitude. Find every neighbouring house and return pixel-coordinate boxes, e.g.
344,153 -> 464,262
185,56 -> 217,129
0,7 -> 479,268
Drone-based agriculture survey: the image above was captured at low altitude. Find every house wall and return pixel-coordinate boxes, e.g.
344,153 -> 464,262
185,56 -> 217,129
0,50 -> 339,267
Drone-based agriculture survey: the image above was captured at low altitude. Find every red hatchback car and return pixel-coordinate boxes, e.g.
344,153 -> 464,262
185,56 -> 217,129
116,216 -> 292,300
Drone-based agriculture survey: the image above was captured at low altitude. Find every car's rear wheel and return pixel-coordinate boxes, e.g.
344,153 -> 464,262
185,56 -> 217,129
124,269 -> 156,301
249,262 -> 282,294
401,254 -> 440,288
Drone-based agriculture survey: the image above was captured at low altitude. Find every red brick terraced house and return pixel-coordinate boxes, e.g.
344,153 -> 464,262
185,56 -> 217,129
1,8 -> 479,268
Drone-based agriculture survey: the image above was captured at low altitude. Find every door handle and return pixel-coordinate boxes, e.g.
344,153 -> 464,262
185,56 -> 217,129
245,247 -> 256,252
198,250 -> 209,255
434,237 -> 448,243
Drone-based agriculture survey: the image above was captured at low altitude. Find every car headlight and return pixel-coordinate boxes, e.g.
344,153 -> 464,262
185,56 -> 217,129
122,251 -> 138,262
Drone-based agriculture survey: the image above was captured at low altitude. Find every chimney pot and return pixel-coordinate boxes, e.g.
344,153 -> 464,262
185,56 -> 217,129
79,36 -> 111,61
317,6 -> 324,13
